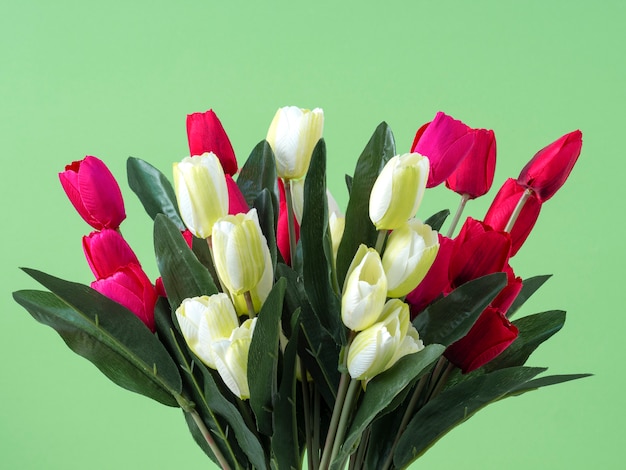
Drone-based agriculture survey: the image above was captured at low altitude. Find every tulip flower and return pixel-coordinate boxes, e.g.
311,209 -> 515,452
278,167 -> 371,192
484,178 -> 541,256
231,245 -> 274,316
83,229 -> 140,280
225,174 -> 250,215
212,209 -> 269,296
173,153 -> 228,239
491,263 -> 523,314
411,112 -> 477,188
517,130 -> 582,202
449,217 -> 511,288
211,318 -> 257,400
342,245 -> 388,331
266,106 -> 324,180
445,128 -> 496,199
187,109 -> 238,175
369,153 -> 429,230
444,307 -> 518,373
406,234 -> 454,317
91,263 -> 157,332
382,219 -> 439,298
59,155 -> 126,230
347,299 -> 423,381
175,293 -> 240,369
277,178 -> 300,264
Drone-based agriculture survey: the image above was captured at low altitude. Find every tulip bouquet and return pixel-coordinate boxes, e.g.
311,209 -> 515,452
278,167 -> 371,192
14,106 -> 589,470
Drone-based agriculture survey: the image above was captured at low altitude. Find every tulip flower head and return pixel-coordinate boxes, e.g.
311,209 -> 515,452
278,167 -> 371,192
59,155 -> 126,230
173,153 -> 229,239
225,174 -> 250,215
369,153 -> 429,231
83,229 -> 140,280
266,106 -> 324,180
187,109 -> 238,175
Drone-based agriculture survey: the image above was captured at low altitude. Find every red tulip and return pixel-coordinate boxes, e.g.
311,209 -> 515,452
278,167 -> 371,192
83,229 -> 140,280
225,174 -> 250,215
406,234 -> 454,317
517,130 -> 582,202
187,110 -> 238,175
491,263 -> 523,314
91,263 -> 157,332
59,156 -> 126,230
445,128 -> 496,199
444,307 -> 518,373
449,217 -> 511,288
484,178 -> 541,256
277,178 -> 299,265
411,112 -> 477,188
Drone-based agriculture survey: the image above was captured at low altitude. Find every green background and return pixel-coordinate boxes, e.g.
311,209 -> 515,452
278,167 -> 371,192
1,1 -> 621,468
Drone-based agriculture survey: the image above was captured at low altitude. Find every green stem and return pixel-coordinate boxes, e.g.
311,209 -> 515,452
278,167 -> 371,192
319,372 -> 350,470
375,229 -> 388,254
504,189 -> 532,233
329,378 -> 360,465
284,178 -> 298,267
243,291 -> 256,319
189,409 -> 232,470
312,387 -> 321,470
446,193 -> 470,238
430,361 -> 455,399
300,361 -> 314,470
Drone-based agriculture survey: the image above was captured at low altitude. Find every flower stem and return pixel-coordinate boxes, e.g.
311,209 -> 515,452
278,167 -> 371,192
189,409 -> 232,470
430,362 -> 455,399
504,189 -> 532,233
375,229 -> 388,254
243,291 -> 256,319
284,178 -> 298,267
329,378 -> 360,465
299,361 -> 314,470
312,387 -> 321,470
446,193 -> 470,238
319,372 -> 350,470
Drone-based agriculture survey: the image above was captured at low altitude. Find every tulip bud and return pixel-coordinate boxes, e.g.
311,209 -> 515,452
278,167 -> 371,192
266,106 -> 324,180
517,130 -> 582,202
369,153 -> 429,230
342,245 -> 388,331
411,112 -> 477,188
445,128 -> 496,199
59,155 -> 126,230
173,153 -> 228,239
225,174 -> 250,215
212,209 -> 269,296
83,229 -> 140,280
231,245 -> 274,316
91,263 -> 157,332
211,318 -> 257,400
277,178 -> 300,264
187,109 -> 238,175
175,293 -> 240,369
382,220 -> 439,298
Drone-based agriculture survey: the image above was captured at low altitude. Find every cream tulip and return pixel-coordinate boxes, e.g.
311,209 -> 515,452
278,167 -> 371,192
369,153 -> 429,230
231,243 -> 274,316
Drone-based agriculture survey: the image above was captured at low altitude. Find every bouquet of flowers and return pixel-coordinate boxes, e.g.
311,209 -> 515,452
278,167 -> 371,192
13,107 -> 589,470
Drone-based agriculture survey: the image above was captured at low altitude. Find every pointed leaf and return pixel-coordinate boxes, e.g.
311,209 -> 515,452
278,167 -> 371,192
505,373 -> 592,397
424,209 -> 450,232
127,157 -> 184,229
238,140 -> 278,209
253,188 -> 278,270
507,274 -> 552,317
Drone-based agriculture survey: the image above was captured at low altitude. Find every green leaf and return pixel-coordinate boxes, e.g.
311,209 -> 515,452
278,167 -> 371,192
127,157 -> 184,229
301,139 -> 343,344
14,270 -> 182,407
248,279 -> 286,436
507,274 -> 552,317
336,122 -> 396,288
424,209 -> 450,232
331,344 -> 445,468
505,373 -> 592,397
394,366 -> 546,467
484,310 -> 566,371
413,273 -> 507,347
345,174 -> 353,194
238,140 -> 278,209
253,188 -> 278,271
153,214 -> 218,310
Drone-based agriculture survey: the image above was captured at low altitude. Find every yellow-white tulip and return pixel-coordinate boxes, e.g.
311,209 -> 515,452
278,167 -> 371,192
341,244 -> 387,331
231,243 -> 274,316
369,153 -> 429,230
175,293 -> 239,369
382,219 -> 440,297
266,106 -> 324,180
173,153 -> 228,238
212,208 -> 269,296
211,318 -> 257,400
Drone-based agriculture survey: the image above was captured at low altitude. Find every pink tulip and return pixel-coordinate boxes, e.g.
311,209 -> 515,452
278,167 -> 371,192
187,110 -> 238,175
517,130 -> 582,202
59,156 -> 126,230
225,174 -> 250,215
91,263 -> 157,332
277,178 -> 299,265
484,178 -> 542,256
445,128 -> 496,199
491,263 -> 523,314
83,229 -> 140,280
411,112 -> 477,188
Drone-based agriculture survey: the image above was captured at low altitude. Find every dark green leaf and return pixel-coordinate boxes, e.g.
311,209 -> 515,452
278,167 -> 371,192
248,279 -> 286,436
331,344 -> 445,468
14,271 -> 182,407
394,366 -> 546,467
336,122 -> 396,288
505,373 -> 592,397
154,214 -> 218,310
424,209 -> 450,232
507,274 -> 552,317
127,157 -> 184,229
253,188 -> 278,271
238,140 -> 278,209
345,174 -> 353,194
484,310 -> 566,371
413,273 -> 507,347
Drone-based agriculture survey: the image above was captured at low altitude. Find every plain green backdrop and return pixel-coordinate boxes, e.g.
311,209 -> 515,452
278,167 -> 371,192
1,1 -> 621,468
